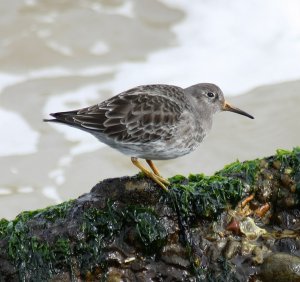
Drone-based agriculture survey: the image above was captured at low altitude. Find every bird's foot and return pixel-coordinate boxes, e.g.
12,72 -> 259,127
154,174 -> 170,185
145,171 -> 169,192
146,159 -> 170,185
131,157 -> 169,191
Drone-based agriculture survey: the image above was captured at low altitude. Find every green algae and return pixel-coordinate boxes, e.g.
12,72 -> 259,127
275,147 -> 300,178
0,218 -> 9,238
217,158 -> 259,185
8,236 -> 75,281
167,173 -> 247,279
168,174 -> 245,220
76,203 -> 123,276
36,201 -> 75,222
275,147 -> 300,170
1,147 -> 299,280
0,199 -> 167,281
191,258 -> 240,282
166,147 -> 300,222
167,148 -> 299,278
76,203 -> 167,277
0,202 -> 71,280
124,206 -> 167,254
1,200 -> 75,281
275,147 -> 300,200
167,154 -> 262,221
206,258 -> 240,282
82,203 -> 122,239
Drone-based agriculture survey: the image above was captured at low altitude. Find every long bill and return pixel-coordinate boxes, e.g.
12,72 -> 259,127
223,101 -> 254,119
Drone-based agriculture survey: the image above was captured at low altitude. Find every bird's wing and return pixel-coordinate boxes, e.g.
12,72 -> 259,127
52,85 -> 186,144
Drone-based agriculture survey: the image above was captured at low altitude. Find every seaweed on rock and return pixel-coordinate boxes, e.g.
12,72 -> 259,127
0,148 -> 299,281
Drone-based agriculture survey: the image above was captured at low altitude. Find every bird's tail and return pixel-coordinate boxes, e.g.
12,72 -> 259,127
43,111 -> 78,125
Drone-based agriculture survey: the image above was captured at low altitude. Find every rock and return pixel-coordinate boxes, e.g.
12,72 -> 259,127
0,147 -> 299,281
260,253 -> 300,282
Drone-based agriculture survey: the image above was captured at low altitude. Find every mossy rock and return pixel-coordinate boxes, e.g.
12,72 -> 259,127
0,147 -> 299,281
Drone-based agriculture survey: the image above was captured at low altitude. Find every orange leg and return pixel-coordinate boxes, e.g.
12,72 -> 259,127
131,157 -> 169,191
146,160 -> 161,176
146,159 -> 170,185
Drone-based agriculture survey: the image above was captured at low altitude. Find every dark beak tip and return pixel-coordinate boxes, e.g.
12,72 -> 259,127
224,103 -> 254,120
245,112 -> 255,119
243,113 -> 255,120
244,113 -> 255,120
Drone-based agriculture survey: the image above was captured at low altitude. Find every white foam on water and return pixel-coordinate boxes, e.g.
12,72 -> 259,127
48,169 -> 65,186
109,0 -> 300,95
0,108 -> 40,156
91,1 -> 134,18
46,40 -> 73,56
76,65 -> 115,76
43,83 -> 107,155
10,167 -> 19,174
1,0 -> 300,160
42,186 -> 63,203
38,12 -> 59,24
18,186 -> 34,194
24,0 -> 37,6
0,73 -> 24,93
0,188 -> 12,195
0,68 -> 114,158
27,67 -> 72,79
58,155 -> 73,167
36,29 -> 52,39
0,69 -> 72,95
89,41 -> 110,56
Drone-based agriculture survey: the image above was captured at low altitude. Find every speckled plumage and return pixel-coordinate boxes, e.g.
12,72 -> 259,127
45,83 -> 254,190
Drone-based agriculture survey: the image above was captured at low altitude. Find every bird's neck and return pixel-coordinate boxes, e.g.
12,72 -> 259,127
193,101 -> 214,133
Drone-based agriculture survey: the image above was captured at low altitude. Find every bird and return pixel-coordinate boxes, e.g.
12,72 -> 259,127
44,83 -> 254,191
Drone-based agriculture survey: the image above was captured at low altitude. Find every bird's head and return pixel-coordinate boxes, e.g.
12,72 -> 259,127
187,83 -> 254,119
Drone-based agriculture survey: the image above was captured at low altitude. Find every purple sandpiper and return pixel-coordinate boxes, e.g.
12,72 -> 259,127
44,83 -> 254,191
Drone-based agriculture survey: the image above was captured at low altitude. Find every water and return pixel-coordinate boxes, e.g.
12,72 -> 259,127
1,0 -> 300,219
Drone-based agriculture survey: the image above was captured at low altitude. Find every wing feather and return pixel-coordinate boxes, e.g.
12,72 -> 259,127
50,85 -> 188,144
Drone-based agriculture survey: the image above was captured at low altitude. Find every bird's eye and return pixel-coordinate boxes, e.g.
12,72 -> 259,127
207,92 -> 215,98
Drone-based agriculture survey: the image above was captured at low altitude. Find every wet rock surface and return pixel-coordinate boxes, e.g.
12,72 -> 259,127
0,148 -> 299,281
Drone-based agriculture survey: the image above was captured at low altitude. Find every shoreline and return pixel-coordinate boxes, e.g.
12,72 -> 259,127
0,79 -> 300,219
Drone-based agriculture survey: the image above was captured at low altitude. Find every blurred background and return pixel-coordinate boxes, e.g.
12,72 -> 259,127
0,0 -> 300,219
